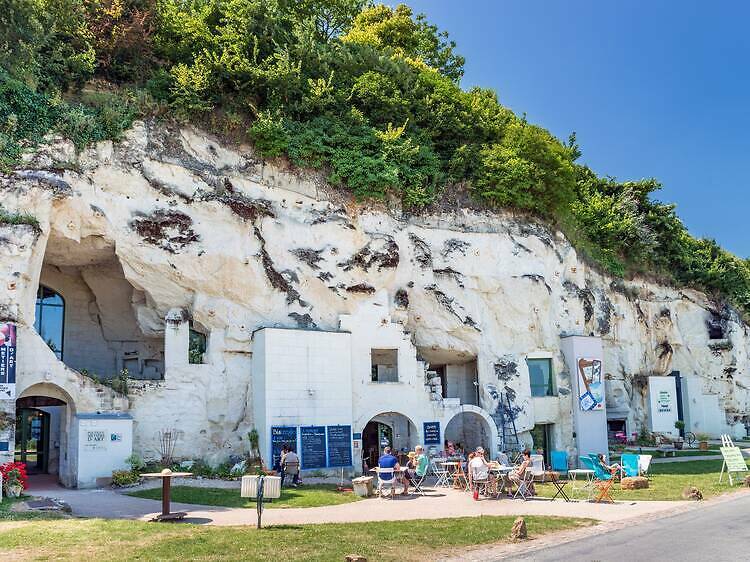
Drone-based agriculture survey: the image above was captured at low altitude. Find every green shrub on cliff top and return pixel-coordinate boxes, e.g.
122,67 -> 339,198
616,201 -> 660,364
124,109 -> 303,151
1,0 -> 749,318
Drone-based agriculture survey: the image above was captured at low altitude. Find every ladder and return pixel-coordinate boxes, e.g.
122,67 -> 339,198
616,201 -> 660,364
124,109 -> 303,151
493,392 -> 521,454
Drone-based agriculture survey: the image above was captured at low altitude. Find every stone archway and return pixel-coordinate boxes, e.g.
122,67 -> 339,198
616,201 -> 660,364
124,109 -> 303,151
359,411 -> 421,472
17,383 -> 77,487
444,406 -> 498,457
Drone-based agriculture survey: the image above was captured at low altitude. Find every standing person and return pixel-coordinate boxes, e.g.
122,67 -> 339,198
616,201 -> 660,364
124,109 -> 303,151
280,444 -> 301,487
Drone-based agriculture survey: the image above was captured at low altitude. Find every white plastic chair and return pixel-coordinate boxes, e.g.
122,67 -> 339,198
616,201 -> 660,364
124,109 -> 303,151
469,465 -> 491,498
376,468 -> 398,499
530,454 -> 546,483
638,454 -> 653,478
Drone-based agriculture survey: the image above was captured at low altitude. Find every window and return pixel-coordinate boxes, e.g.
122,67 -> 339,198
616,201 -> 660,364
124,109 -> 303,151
34,286 -> 64,360
528,358 -> 554,397
189,328 -> 207,364
371,349 -> 398,382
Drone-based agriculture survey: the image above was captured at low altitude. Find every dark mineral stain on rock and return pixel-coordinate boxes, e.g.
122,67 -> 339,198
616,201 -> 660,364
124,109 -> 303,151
131,209 -> 199,252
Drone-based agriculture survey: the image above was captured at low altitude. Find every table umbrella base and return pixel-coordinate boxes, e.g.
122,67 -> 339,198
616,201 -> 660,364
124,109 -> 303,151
150,511 -> 188,522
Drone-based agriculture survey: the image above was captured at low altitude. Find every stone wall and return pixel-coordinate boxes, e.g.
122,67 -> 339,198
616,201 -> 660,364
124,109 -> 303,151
0,120 -> 748,468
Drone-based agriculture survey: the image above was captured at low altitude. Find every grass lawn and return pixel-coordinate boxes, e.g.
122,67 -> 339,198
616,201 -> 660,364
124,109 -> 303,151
0,495 -> 66,522
128,484 -> 362,509
537,458 -> 750,501
0,515 -> 592,561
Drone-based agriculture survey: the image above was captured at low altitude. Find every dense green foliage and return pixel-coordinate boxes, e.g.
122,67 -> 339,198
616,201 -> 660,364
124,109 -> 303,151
1,1 -> 749,317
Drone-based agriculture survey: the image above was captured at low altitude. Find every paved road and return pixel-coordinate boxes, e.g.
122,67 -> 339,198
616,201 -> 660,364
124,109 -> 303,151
504,492 -> 750,562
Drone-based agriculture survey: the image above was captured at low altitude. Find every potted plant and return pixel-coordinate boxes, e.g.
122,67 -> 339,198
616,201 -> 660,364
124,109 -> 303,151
674,420 -> 685,449
696,433 -> 711,451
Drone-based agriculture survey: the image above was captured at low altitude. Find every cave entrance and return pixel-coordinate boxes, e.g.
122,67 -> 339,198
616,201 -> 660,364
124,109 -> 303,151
35,234 -> 164,381
419,348 -> 478,406
362,412 -> 419,469
444,411 -> 492,455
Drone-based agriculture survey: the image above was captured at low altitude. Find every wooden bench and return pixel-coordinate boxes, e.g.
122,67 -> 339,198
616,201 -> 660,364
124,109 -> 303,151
656,445 -> 677,457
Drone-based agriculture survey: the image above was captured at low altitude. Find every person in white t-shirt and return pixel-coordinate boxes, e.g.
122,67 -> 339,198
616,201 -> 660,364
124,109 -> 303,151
468,447 -> 496,491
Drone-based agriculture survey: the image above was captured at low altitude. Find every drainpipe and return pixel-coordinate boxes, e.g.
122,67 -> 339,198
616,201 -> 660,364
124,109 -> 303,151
670,370 -> 684,437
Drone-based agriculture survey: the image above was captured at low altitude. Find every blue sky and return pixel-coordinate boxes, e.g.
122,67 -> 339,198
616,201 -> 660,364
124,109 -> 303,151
405,0 -> 749,257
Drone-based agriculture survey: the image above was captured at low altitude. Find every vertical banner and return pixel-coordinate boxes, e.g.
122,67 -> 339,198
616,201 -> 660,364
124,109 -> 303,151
576,357 -> 603,411
0,322 -> 17,399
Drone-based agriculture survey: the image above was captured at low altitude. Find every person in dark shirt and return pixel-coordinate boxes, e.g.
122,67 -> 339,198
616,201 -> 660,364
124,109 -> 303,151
378,446 -> 408,495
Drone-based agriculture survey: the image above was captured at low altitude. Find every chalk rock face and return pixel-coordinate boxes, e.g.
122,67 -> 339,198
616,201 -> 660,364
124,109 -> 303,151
1,120 -> 749,463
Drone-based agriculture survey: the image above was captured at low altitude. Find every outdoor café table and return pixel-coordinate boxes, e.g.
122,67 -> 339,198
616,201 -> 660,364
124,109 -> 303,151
488,464 -> 513,497
568,468 -> 595,499
549,473 -> 571,502
141,469 -> 193,521
439,461 -> 467,490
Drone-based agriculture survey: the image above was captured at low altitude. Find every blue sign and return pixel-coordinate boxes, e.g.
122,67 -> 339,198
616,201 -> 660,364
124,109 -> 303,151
0,442 -> 8,452
327,425 -> 352,467
0,322 -> 16,399
300,426 -> 327,469
352,433 -> 362,440
271,426 -> 298,470
423,421 -> 441,445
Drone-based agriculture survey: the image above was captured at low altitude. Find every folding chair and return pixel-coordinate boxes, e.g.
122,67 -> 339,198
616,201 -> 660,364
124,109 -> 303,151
550,450 -> 568,476
511,469 -> 535,500
620,454 -> 639,478
581,456 -> 615,503
412,470 -> 428,495
431,458 -> 450,488
469,466 -> 491,499
530,454 -> 546,483
376,468 -> 398,499
638,454 -> 652,479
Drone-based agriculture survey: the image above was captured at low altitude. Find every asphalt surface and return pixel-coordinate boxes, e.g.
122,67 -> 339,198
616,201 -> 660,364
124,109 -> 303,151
503,492 -> 750,562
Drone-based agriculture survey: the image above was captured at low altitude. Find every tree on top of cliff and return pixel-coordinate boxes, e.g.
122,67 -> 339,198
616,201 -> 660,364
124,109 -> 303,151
1,1 -> 749,319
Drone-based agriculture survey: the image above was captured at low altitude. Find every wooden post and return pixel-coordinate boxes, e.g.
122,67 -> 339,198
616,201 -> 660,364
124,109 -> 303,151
162,476 -> 171,516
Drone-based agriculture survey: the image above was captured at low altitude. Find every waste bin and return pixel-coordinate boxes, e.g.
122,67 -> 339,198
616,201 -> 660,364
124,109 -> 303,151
352,476 -> 374,497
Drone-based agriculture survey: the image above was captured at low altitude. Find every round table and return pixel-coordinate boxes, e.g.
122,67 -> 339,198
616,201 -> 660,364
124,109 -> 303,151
141,469 -> 193,521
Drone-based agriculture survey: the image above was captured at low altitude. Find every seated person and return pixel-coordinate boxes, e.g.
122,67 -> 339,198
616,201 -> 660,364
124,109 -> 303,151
507,449 -> 535,497
378,446 -> 408,496
597,453 -> 623,478
280,444 -> 300,487
444,440 -> 456,457
404,445 -> 429,490
467,447 -> 496,492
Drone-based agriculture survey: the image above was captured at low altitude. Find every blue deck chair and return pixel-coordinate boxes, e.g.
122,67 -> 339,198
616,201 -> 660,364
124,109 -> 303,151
550,450 -> 568,476
620,454 -> 639,478
581,455 -> 615,503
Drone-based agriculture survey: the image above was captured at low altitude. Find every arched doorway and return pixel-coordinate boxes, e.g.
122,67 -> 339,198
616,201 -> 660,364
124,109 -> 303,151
361,412 -> 419,470
15,396 -> 66,476
444,410 -> 494,455
15,383 -> 77,487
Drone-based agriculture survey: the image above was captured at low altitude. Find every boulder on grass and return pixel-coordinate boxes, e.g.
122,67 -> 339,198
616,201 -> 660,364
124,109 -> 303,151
621,476 -> 649,490
510,516 -> 527,540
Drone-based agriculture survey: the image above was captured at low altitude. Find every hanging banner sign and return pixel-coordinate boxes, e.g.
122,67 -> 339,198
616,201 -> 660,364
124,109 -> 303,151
0,322 -> 17,400
577,357 -> 603,411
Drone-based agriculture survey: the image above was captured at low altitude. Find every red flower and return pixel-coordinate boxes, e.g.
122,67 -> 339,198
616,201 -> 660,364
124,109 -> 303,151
0,461 -> 29,490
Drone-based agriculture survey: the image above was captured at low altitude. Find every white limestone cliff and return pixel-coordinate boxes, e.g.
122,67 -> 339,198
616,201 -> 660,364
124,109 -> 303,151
1,120 -> 748,466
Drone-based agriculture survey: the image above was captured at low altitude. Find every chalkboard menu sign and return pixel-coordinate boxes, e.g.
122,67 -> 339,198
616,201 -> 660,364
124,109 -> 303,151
423,421 -> 441,445
326,425 -> 352,467
271,426 -> 298,469
300,426 -> 327,469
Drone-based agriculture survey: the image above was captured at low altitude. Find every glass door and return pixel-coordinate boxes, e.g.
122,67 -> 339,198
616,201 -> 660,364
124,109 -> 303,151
14,408 -> 50,474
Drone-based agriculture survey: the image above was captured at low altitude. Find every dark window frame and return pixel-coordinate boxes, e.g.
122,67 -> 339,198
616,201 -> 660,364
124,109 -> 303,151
527,357 -> 554,397
34,285 -> 65,360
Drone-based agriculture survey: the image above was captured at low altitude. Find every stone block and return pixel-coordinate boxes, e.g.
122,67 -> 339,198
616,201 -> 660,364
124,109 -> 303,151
621,476 -> 649,490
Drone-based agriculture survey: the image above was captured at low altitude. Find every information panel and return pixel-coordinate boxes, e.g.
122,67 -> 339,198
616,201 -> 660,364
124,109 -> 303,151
423,421 -> 441,445
0,322 -> 17,400
300,426 -> 327,469
326,425 -> 352,467
271,426 -> 298,470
